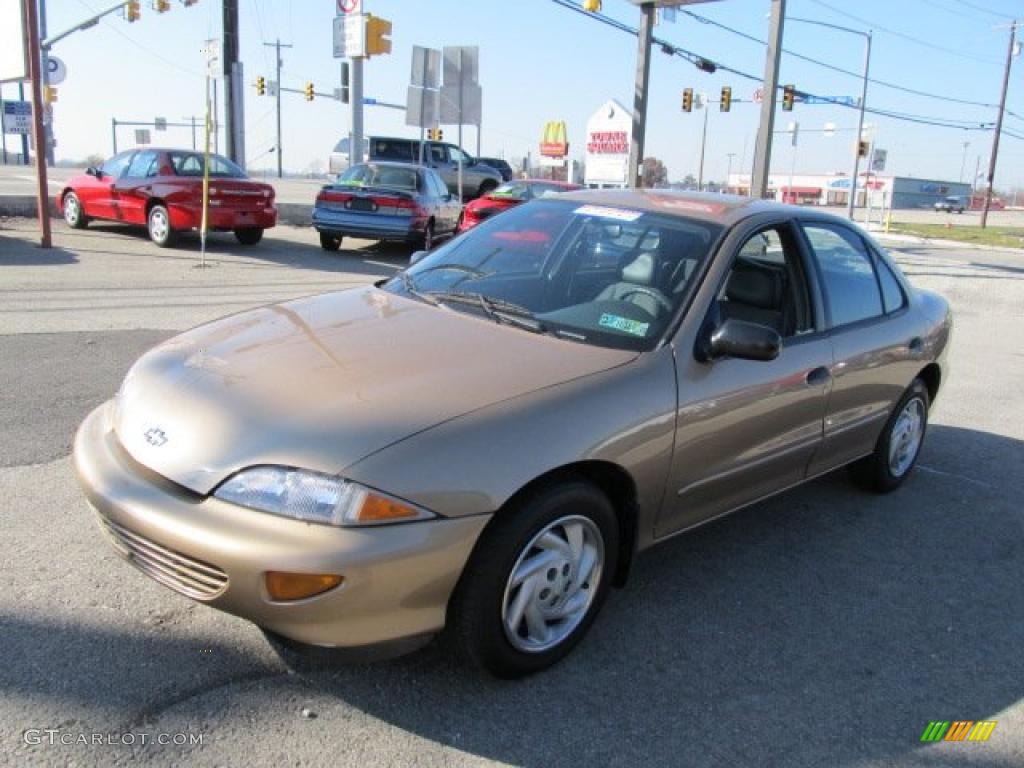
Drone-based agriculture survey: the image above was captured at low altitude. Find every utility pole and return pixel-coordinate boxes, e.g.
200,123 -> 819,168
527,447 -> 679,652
351,57 -> 364,172
628,2 -> 655,189
264,39 -> 292,179
222,0 -> 244,167
751,0 -> 785,198
38,0 -> 54,166
981,21 -> 1018,229
847,31 -> 871,219
25,0 -> 51,247
959,140 -> 969,184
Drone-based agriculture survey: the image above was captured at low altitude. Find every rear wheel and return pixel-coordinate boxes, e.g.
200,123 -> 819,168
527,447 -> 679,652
147,204 -> 177,247
234,228 -> 264,245
477,180 -> 497,197
850,379 -> 930,493
447,480 -> 618,678
62,191 -> 88,229
421,221 -> 435,251
319,232 -> 342,251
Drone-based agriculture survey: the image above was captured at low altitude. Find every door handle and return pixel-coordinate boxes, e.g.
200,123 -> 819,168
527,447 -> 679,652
805,366 -> 832,386
908,337 -> 924,353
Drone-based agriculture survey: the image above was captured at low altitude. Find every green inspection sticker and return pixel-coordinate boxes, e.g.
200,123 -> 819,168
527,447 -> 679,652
599,313 -> 649,337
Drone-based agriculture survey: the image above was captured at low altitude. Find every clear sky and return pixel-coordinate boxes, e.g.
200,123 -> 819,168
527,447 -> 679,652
7,0 -> 1023,189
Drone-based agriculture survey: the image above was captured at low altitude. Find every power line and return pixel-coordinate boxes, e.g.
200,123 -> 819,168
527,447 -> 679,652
807,0 -> 1003,65
951,0 -> 1016,20
681,8 -> 1004,109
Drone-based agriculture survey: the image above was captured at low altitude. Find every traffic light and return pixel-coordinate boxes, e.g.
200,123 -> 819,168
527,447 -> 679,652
858,140 -> 869,158
427,127 -> 444,141
152,0 -> 170,12
304,82 -> 314,102
720,86 -> 732,112
256,76 -> 266,96
682,88 -> 693,113
340,61 -> 350,104
43,86 -> 57,104
582,0 -> 602,10
125,0 -> 141,22
365,15 -> 392,57
782,84 -> 795,111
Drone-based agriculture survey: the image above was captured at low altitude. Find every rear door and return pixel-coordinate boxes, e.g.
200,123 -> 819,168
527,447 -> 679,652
799,220 -> 922,475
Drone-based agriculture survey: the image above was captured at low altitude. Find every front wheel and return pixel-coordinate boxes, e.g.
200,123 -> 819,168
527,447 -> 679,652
421,221 -> 435,252
63,191 -> 88,229
147,204 -> 177,247
234,228 -> 264,245
850,379 -> 930,493
447,481 -> 618,678
477,180 -> 497,197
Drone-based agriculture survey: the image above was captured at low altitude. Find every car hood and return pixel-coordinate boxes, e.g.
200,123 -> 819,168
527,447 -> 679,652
114,287 -> 636,495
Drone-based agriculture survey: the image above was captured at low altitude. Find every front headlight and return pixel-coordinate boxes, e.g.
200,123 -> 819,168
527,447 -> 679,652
213,466 -> 436,527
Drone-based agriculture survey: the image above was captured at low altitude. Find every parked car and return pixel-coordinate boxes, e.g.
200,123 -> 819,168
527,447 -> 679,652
934,195 -> 966,213
368,136 -> 503,200
58,149 -> 276,247
457,178 -> 581,232
312,161 -> 461,251
74,190 -> 950,678
476,157 -> 514,181
327,136 -> 369,175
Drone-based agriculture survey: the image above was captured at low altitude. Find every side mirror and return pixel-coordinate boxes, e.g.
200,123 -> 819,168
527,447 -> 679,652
409,250 -> 428,265
86,166 -> 101,178
703,318 -> 781,362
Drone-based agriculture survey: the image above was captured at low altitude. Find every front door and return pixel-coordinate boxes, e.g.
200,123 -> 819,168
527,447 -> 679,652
87,151 -> 133,220
657,221 -> 833,538
114,150 -> 159,225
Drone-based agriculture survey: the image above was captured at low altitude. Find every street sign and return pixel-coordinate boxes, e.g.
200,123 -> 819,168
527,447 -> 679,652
440,83 -> 481,125
752,87 -> 763,104
871,148 -> 887,172
2,101 -> 32,135
267,80 -> 278,97
135,129 -> 151,145
154,117 -> 167,131
46,57 -> 67,86
407,46 -> 441,128
411,46 -> 440,89
803,95 -> 856,106
333,13 -> 366,58
337,0 -> 361,14
442,46 -> 479,87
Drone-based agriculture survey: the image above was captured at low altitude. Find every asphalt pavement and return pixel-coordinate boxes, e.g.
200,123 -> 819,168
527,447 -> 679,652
1,217 -> 1022,767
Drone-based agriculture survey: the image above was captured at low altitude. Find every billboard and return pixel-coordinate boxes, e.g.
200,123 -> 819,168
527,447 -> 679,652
540,121 -> 568,158
584,100 -> 631,188
1,0 -> 29,84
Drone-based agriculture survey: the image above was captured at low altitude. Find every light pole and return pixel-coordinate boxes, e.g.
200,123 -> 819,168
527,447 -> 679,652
788,17 -> 871,220
959,140 -> 970,184
726,152 -> 736,190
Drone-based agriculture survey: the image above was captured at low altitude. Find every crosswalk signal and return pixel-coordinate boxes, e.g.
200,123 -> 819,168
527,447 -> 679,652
44,86 -> 57,104
782,84 -> 795,111
256,76 -> 266,96
304,82 -> 314,102
682,88 -> 693,113
365,15 -> 393,57
720,86 -> 732,112
125,0 -> 141,22
858,140 -> 869,158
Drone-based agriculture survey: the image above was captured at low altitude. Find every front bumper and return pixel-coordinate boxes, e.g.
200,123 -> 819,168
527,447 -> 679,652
73,402 -> 490,648
312,207 -> 426,242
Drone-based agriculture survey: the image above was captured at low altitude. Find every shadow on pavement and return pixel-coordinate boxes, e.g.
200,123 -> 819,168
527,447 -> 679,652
0,231 -> 78,265
1,425 -> 1019,767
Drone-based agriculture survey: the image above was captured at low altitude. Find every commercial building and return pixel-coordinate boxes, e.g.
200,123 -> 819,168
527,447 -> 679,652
584,100 -> 631,189
726,172 -> 973,210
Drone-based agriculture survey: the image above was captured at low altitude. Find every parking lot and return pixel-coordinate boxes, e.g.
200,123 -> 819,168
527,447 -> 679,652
2,217 -> 1023,767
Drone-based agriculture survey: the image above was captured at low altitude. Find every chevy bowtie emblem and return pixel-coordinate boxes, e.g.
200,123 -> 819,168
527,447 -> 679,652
144,427 -> 168,447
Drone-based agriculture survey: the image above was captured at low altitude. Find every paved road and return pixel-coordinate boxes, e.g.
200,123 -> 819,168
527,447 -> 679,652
1,219 -> 1023,767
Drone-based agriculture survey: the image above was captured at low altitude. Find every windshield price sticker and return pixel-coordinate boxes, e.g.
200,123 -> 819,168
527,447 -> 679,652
573,205 -> 642,222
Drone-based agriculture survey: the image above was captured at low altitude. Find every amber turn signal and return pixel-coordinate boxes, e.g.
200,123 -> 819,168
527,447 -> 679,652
265,571 -> 343,601
357,492 -> 421,522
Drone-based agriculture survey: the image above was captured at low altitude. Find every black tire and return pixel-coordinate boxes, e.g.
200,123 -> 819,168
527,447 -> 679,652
234,227 -> 264,245
319,232 -> 342,251
447,480 -> 619,679
62,191 -> 88,229
850,379 -> 930,493
421,221 -> 435,252
455,213 -> 464,233
147,204 -> 177,247
477,180 -> 497,197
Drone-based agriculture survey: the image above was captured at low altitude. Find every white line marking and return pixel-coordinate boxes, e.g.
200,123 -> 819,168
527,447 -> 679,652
916,464 -> 994,489
364,259 -> 401,270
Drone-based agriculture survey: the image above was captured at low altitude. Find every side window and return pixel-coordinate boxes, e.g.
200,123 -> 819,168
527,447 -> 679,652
874,254 -> 906,314
802,223 -> 883,327
126,150 -> 157,178
717,225 -> 813,338
101,152 -> 133,179
433,172 -> 450,197
429,145 -> 447,164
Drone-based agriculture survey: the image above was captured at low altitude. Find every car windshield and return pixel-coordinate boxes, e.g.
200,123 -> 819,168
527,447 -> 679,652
169,152 -> 246,178
384,199 -> 723,351
488,181 -> 531,200
338,163 -> 421,192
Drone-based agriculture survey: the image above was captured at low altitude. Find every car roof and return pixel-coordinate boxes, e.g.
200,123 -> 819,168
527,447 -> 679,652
550,188 -> 850,227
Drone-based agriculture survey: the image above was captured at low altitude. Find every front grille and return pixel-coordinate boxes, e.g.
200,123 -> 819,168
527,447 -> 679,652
96,514 -> 228,600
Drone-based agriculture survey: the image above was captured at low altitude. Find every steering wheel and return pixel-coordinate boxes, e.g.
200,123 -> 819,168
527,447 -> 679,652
618,286 -> 673,314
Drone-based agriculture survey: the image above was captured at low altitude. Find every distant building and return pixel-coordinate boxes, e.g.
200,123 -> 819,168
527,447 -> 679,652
727,172 -> 972,210
584,99 -> 631,189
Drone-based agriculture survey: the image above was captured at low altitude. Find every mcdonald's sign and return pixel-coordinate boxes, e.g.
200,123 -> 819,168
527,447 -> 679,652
540,121 -> 569,158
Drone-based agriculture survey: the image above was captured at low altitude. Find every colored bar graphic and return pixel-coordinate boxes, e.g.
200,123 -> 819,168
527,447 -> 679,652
921,720 -> 996,742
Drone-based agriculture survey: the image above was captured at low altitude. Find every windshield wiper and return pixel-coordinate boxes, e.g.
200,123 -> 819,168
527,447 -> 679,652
413,263 -> 490,279
427,291 -> 550,334
400,271 -> 439,306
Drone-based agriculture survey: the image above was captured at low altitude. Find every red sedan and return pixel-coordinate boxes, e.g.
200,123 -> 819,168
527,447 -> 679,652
457,179 -> 581,232
57,149 -> 277,247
